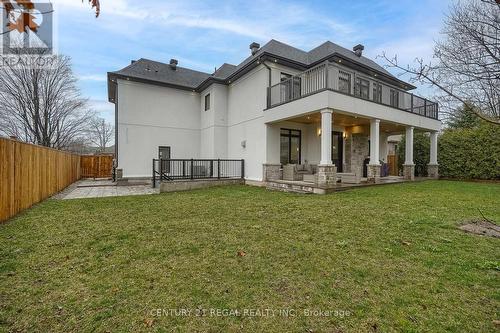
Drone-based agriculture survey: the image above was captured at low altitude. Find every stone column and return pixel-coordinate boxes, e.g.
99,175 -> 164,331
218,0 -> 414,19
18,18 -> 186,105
403,126 -> 415,180
317,109 -> 336,186
262,164 -> 282,181
368,119 -> 381,183
427,131 -> 439,179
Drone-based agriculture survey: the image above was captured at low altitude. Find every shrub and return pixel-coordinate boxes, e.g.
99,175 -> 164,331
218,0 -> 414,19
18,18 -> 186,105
438,123 -> 500,179
397,133 -> 430,177
396,123 -> 499,179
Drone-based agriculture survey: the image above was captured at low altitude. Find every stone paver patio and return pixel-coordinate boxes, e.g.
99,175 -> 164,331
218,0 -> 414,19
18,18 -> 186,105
53,179 -> 158,200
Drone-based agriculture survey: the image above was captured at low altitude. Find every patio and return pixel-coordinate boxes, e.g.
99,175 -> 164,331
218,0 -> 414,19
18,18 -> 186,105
52,179 -> 158,200
266,176 -> 420,194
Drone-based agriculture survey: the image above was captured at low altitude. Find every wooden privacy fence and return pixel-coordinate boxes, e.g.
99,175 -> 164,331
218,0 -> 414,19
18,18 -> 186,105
80,155 -> 114,178
0,138 -> 81,223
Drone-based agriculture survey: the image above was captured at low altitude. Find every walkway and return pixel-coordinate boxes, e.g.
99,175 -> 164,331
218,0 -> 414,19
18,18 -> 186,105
53,179 -> 158,200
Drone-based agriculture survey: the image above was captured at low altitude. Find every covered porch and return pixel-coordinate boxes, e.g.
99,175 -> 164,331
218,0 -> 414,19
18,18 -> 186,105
262,109 -> 438,191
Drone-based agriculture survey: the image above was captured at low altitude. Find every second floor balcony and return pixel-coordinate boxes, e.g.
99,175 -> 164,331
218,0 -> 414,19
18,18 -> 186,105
267,62 -> 438,120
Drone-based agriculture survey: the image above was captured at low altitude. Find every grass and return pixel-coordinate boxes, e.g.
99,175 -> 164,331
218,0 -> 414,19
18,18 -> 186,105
0,180 -> 499,332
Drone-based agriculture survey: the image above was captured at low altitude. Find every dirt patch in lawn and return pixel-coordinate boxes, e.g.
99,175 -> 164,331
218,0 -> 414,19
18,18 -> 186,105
459,220 -> 500,238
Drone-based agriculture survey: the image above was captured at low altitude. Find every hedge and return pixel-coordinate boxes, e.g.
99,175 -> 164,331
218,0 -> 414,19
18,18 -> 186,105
397,123 -> 500,179
438,123 -> 500,179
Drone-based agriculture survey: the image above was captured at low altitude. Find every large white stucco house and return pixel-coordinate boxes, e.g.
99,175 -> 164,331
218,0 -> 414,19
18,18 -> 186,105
107,40 -> 440,189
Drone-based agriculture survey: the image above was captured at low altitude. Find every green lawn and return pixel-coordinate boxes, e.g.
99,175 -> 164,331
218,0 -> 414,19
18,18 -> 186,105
0,181 -> 499,332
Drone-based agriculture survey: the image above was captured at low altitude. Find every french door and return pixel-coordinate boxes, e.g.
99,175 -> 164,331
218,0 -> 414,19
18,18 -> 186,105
280,129 -> 301,165
332,131 -> 343,172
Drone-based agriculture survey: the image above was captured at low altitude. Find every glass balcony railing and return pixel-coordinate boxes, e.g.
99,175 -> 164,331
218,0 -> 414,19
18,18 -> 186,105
267,62 -> 439,120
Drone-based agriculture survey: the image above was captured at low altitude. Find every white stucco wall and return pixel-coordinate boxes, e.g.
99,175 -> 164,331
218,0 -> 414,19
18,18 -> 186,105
200,83 -> 228,159
117,79 -> 201,177
226,65 -> 269,181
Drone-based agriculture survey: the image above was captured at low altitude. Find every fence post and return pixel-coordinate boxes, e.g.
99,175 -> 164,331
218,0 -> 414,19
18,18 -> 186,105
152,159 -> 156,188
424,100 -> 427,117
190,158 -> 194,180
210,160 -> 213,177
217,159 -> 221,179
241,159 -> 245,179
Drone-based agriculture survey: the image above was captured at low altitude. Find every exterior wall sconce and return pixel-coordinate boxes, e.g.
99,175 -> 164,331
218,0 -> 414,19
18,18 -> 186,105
317,128 -> 322,136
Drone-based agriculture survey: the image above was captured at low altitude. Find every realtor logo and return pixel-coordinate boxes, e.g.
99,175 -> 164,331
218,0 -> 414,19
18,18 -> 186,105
1,1 -> 54,55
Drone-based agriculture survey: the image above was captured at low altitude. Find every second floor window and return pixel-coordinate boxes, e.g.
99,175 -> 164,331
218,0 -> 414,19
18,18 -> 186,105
355,77 -> 370,99
338,70 -> 351,94
373,82 -> 382,103
204,94 -> 210,111
390,89 -> 399,108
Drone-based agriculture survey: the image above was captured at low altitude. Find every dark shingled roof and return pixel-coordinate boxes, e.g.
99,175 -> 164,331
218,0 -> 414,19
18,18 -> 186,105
111,58 -> 210,89
213,63 -> 237,79
109,39 -> 403,92
306,41 -> 393,76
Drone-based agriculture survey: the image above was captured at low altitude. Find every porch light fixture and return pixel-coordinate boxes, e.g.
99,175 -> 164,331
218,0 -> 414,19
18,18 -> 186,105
317,128 -> 322,136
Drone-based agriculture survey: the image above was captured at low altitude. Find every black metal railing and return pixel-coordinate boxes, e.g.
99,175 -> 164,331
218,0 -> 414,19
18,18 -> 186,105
152,158 -> 245,188
267,62 -> 439,120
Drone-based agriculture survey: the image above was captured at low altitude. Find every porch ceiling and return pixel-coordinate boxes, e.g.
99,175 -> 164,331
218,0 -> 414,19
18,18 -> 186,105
289,112 -> 407,134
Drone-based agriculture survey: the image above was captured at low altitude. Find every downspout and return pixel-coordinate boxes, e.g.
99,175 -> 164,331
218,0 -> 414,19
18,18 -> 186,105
259,56 -> 272,108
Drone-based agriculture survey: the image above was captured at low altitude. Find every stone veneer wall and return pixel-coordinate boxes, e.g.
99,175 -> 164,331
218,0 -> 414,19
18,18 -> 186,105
345,134 -> 369,175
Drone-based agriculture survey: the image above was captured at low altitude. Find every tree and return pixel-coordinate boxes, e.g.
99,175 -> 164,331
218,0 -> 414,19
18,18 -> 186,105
380,0 -> 500,125
448,103 -> 482,129
87,117 -> 113,152
0,48 -> 94,149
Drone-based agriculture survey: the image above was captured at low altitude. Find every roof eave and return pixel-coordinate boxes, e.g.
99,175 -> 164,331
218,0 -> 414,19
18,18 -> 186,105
107,72 -> 199,95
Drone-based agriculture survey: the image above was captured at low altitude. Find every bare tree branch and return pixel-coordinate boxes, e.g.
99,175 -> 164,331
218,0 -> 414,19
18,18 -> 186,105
378,0 -> 500,125
86,117 -> 114,152
0,48 -> 94,149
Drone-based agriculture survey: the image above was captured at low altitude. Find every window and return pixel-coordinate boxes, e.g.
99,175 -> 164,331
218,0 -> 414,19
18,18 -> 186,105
390,89 -> 399,108
280,129 -> 301,165
204,93 -> 210,111
338,70 -> 351,94
355,77 -> 370,99
373,82 -> 382,103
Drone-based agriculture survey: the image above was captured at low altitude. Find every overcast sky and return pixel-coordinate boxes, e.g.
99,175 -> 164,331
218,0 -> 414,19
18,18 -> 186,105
55,0 -> 453,123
